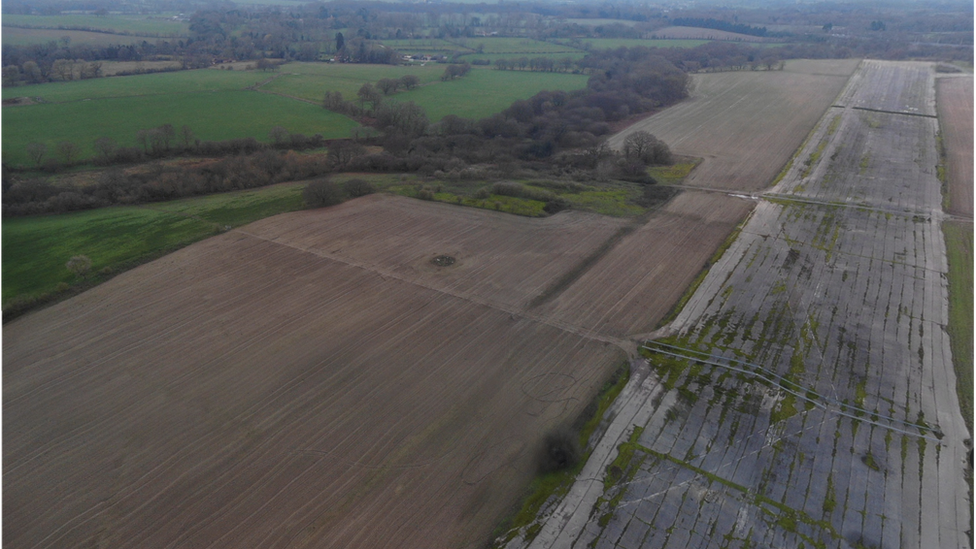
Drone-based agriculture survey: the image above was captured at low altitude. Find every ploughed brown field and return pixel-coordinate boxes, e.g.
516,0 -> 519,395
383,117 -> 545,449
936,75 -> 973,218
537,192 -> 754,338
608,59 -> 861,192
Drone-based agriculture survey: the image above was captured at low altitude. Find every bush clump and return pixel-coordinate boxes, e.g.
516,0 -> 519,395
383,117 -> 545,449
65,255 -> 92,278
303,178 -> 344,208
343,178 -> 375,198
538,426 -> 581,473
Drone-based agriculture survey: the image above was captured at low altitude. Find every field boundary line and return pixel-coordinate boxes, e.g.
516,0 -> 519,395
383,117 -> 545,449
232,227 -> 631,351
528,222 -> 638,309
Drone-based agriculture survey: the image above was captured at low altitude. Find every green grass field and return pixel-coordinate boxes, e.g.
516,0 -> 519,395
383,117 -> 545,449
260,62 -> 445,102
459,52 -> 588,63
378,38 -> 461,52
942,222 -> 976,524
2,90 -> 359,166
451,37 -> 576,54
1,27 -> 162,46
575,38 -> 711,50
2,62 -> 586,165
3,14 -> 189,36
2,68 -> 262,103
2,183 -> 306,305
351,174 -> 650,218
1,67 -> 363,167
259,62 -> 588,120
394,68 -> 588,120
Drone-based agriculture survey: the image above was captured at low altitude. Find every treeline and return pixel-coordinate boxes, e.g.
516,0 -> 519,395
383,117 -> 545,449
3,148 -> 334,216
670,18 -> 768,37
493,57 -> 576,72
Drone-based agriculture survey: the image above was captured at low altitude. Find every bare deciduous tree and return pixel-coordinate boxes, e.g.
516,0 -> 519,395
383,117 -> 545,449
268,126 -> 289,146
26,142 -> 47,167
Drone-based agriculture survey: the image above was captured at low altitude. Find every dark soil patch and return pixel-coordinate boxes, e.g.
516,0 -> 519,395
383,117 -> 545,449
431,255 -> 456,267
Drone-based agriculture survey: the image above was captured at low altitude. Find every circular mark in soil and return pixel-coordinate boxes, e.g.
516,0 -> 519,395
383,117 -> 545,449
431,255 -> 456,267
521,372 -> 578,402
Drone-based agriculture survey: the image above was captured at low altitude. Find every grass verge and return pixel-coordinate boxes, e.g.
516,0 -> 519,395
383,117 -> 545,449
942,221 -> 973,437
942,220 -> 973,531
2,183 -> 306,321
647,156 -> 701,185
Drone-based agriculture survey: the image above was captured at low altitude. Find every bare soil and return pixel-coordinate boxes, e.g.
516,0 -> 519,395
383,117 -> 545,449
607,59 -> 860,192
936,76 -> 973,217
3,196 -> 631,549
538,192 -> 755,338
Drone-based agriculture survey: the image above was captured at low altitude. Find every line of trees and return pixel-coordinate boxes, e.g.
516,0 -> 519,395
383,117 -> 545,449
3,147 -> 336,216
322,74 -> 421,115
493,56 -> 576,72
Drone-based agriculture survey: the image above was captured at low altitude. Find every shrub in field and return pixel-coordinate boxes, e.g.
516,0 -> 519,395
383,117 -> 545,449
399,75 -> 420,90
538,426 -> 581,473
544,196 -> 571,214
343,178 -> 375,197
303,178 -> 344,208
65,255 -> 92,278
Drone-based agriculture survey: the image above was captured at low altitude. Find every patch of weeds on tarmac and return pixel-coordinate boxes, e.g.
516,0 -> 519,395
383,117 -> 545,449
801,115 -> 842,179
627,442 -> 840,547
489,362 -> 630,547
641,339 -> 694,391
595,426 -> 647,529
823,474 -> 837,514
861,453 -> 882,472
